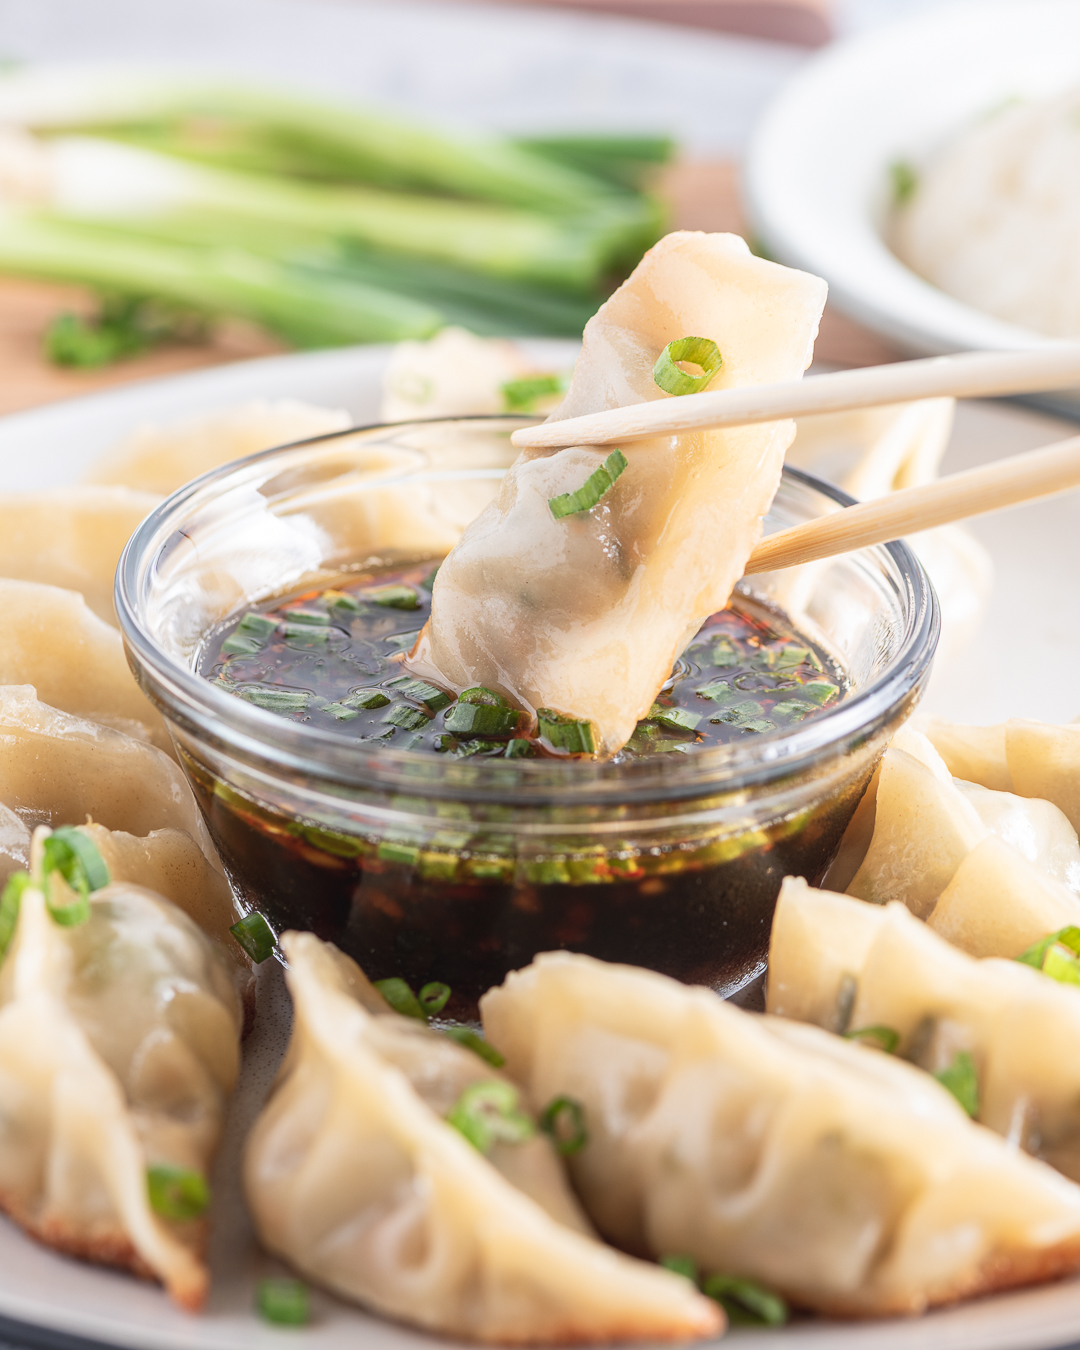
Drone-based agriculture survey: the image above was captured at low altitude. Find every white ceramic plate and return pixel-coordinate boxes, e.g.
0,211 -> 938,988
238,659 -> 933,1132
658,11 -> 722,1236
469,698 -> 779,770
745,0 -> 1080,416
4,344 -> 1080,1350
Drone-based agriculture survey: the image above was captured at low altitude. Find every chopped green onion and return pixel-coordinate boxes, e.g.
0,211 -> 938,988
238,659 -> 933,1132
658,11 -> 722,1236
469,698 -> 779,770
41,828 -> 110,927
709,700 -> 766,727
230,911 -> 276,964
505,738 -> 532,758
548,448 -> 627,520
280,622 -> 331,644
1016,925 -> 1080,975
702,1274 -> 788,1327
935,1051 -> 980,1117
383,704 -> 431,732
421,567 -> 440,591
501,372 -> 567,413
322,589 -> 362,613
446,1080 -> 535,1154
1042,944 -> 1080,986
324,702 -> 360,721
444,1027 -> 506,1067
647,704 -> 701,733
800,680 -> 840,706
418,981 -> 451,1016
256,1278 -> 310,1327
365,585 -> 420,610
377,839 -> 419,865
374,977 -> 426,1019
660,1255 -> 700,1283
459,686 -> 508,707
345,688 -> 391,710
237,686 -> 312,712
392,678 -> 453,711
281,608 -> 330,626
384,629 -> 422,650
45,307 -> 148,370
890,159 -> 919,206
537,709 -> 596,755
236,611 -> 279,641
444,702 -> 519,736
652,336 -> 723,397
146,1164 -> 211,1220
695,680 -> 737,704
221,634 -> 263,656
844,1025 -> 899,1054
740,718 -> 776,734
772,699 -> 816,722
0,871 -> 31,958
540,1095 -> 588,1155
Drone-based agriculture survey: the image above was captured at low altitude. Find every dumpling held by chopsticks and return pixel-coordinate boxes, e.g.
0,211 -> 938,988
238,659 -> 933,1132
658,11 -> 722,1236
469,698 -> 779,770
408,231 -> 827,756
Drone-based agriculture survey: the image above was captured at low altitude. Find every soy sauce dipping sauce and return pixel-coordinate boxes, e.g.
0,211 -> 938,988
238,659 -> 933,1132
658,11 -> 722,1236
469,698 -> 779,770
199,561 -> 844,756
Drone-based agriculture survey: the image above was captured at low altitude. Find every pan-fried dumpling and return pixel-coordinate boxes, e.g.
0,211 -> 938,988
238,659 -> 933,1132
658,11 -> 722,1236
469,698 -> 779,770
1006,720 -> 1080,836
244,932 -> 721,1345
768,878 -> 1080,1181
0,686 -> 211,851
86,400 -> 350,497
930,836 -> 1080,958
917,715 -> 1012,789
953,778 -> 1080,891
0,828 -> 242,1308
0,579 -> 172,756
409,232 -> 828,754
482,950 -> 1080,1316
0,486 -> 160,626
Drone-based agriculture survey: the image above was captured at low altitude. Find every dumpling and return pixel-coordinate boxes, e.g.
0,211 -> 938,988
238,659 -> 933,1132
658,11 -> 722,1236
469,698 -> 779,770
409,232 -> 827,754
845,725 -> 1080,909
768,878 -> 1080,1181
482,950 -> 1080,1316
930,836 -> 1080,958
86,400 -> 350,497
244,931 -> 721,1344
0,827 -> 242,1308
0,579 -> 172,756
0,486 -> 160,626
0,686 -> 211,850
1006,720 -> 1080,835
916,715 -> 1012,791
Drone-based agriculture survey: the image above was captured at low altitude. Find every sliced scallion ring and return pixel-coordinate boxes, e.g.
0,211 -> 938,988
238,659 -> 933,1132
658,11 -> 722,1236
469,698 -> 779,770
40,828 -> 110,927
702,1273 -> 789,1327
843,1025 -> 899,1054
652,336 -> 723,396
548,449 -> 628,520
935,1050 -> 980,1117
444,1026 -> 506,1066
446,1080 -> 535,1154
660,1255 -> 699,1283
230,911 -> 276,964
0,872 -> 32,958
418,981 -> 452,1016
146,1164 -> 211,1220
374,977 -> 426,1019
539,1095 -> 588,1155
256,1277 -> 310,1326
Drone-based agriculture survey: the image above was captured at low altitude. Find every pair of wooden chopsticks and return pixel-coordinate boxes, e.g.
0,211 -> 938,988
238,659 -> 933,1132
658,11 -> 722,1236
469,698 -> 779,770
509,348 -> 1080,573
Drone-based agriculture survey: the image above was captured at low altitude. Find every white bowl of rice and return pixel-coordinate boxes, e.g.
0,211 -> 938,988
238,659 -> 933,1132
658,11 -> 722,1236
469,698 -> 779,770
745,0 -> 1080,418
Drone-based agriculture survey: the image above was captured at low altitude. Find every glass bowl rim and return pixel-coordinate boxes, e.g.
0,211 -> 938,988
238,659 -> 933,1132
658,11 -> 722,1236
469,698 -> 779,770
116,415 -> 939,806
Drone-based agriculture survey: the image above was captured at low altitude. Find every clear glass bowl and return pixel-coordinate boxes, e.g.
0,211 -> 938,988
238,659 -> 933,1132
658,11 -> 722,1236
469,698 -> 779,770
117,416 -> 938,1018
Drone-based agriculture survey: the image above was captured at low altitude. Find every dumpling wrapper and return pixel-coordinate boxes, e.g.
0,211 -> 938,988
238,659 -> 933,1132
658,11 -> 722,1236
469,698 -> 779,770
769,878 -> 1080,1181
0,579 -> 172,756
0,486 -> 160,626
0,803 -> 30,888
86,400 -> 350,497
409,232 -> 827,754
0,686 -> 214,857
482,950 -> 1080,1316
917,715 -> 1012,792
0,847 -> 242,1308
244,931 -> 721,1345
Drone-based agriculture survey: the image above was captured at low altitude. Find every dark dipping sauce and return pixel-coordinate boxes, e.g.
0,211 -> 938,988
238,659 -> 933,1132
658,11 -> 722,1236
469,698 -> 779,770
191,562 -> 859,1018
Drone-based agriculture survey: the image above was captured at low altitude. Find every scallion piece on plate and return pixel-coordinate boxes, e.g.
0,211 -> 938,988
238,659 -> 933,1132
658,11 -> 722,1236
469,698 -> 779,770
660,1255 -> 699,1283
501,372 -> 567,413
146,1164 -> 211,1220
374,977 -> 426,1019
256,1277 -> 310,1327
537,709 -> 597,755
702,1273 -> 789,1327
843,1024 -> 899,1054
444,1027 -> 506,1066
548,448 -> 627,520
444,702 -> 519,736
41,827 -> 110,927
652,336 -> 723,396
0,871 -> 32,957
418,981 -> 452,1016
365,585 -> 420,610
540,1095 -> 588,1155
935,1050 -> 980,1117
1017,925 -> 1080,979
447,1080 -> 535,1154
230,911 -> 276,964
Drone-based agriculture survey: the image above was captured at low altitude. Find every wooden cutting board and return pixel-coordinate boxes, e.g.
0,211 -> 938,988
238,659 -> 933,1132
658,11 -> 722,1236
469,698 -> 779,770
0,162 -> 900,418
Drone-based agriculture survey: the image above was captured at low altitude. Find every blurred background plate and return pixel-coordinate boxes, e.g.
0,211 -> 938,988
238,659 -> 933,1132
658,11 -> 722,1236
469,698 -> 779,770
745,0 -> 1080,418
